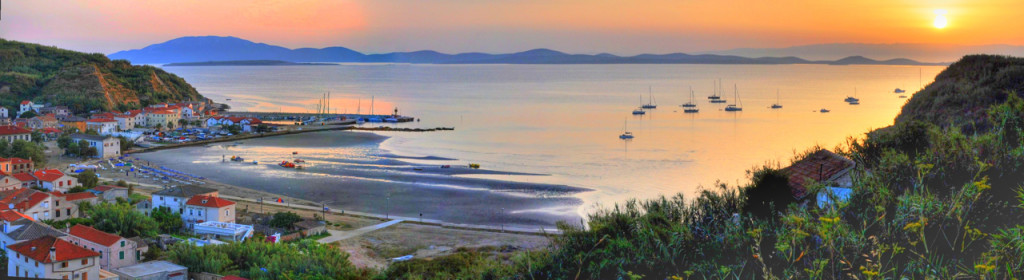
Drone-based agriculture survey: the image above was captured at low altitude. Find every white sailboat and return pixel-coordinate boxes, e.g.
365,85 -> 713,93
845,87 -> 860,104
619,119 -> 634,139
724,84 -> 743,111
683,88 -> 699,113
641,87 -> 657,109
707,79 -> 722,100
632,94 -> 646,114
710,79 -> 727,103
681,86 -> 697,108
771,89 -> 783,109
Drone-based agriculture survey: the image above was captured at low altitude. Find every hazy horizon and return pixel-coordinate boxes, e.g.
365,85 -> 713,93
4,0 -> 1024,61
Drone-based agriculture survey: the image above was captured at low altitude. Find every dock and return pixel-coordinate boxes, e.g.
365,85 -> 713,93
222,111 -> 417,123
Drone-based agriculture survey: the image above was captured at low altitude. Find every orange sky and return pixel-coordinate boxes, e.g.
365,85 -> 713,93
2,0 -> 1022,55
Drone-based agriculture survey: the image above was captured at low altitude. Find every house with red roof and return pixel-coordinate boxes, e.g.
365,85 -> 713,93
31,169 -> 78,194
65,224 -> 141,270
11,173 -> 36,188
0,209 -> 33,241
88,185 -> 128,202
0,189 -> 55,221
0,125 -> 32,143
145,109 -> 180,129
8,157 -> 33,174
25,115 -> 59,130
86,118 -> 119,134
183,195 -> 236,226
124,110 -> 146,127
782,149 -> 856,207
48,191 -> 95,220
6,235 -> 101,279
17,100 -> 40,117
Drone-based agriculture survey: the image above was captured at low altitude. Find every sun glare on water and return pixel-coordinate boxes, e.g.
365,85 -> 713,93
933,9 -> 948,29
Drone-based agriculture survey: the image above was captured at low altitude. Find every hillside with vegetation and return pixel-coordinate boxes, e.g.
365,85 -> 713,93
368,55 -> 1024,279
0,39 -> 205,114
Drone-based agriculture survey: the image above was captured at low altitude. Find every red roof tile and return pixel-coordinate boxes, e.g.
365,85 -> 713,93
186,195 -> 235,208
86,118 -> 117,123
64,192 -> 96,201
14,192 -> 49,210
7,235 -> 100,263
0,209 -> 32,222
32,169 -> 67,182
20,101 -> 31,105
0,125 -> 31,136
12,172 -> 35,182
69,224 -> 123,247
783,149 -> 855,199
149,110 -> 175,115
10,157 -> 31,164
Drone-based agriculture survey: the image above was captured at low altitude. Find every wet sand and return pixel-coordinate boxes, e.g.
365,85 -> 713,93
132,131 -> 588,228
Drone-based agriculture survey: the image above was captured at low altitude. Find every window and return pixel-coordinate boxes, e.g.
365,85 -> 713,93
119,251 -> 124,259
55,210 -> 60,218
120,241 -> 125,247
62,261 -> 68,268
136,250 -> 141,260
66,208 -> 71,216
226,210 -> 230,216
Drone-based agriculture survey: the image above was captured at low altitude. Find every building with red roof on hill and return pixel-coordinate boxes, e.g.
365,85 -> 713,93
6,235 -> 101,279
184,195 -> 236,226
0,125 -> 31,143
31,169 -> 77,194
65,224 -> 142,270
86,118 -> 119,134
782,149 -> 856,207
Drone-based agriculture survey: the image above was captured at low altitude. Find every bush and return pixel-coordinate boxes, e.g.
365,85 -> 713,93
269,211 -> 302,228
165,239 -> 376,279
88,202 -> 158,238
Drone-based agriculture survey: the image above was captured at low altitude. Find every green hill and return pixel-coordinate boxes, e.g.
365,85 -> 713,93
896,55 -> 1024,130
0,39 -> 205,114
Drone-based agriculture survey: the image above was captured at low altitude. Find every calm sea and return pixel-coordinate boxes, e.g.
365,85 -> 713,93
157,63 -> 944,226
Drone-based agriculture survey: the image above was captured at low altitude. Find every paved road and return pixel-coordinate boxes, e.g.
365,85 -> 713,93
318,219 -> 405,243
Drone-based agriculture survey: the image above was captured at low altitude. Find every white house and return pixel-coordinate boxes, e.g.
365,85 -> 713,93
0,107 -> 8,119
17,101 -> 36,116
113,114 -> 136,131
66,224 -> 141,270
70,134 -> 121,159
151,185 -> 218,215
31,169 -> 78,194
6,235 -> 101,279
183,195 -> 236,227
0,125 -> 31,143
86,118 -> 119,134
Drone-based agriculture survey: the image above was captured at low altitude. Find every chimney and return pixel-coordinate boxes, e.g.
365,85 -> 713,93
49,246 -> 56,261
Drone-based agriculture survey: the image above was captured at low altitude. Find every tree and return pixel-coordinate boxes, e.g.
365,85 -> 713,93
117,136 -> 133,152
226,125 -> 241,135
255,124 -> 270,133
154,123 -> 163,131
84,128 -> 99,135
0,141 -> 10,157
57,133 -> 72,149
151,207 -> 184,233
10,140 -> 46,166
68,186 -> 88,193
167,121 -> 175,130
87,202 -> 158,238
76,169 -> 99,189
177,119 -> 187,128
30,130 -> 43,143
268,211 -> 302,228
742,166 -> 795,219
77,139 -> 96,158
18,111 -> 36,118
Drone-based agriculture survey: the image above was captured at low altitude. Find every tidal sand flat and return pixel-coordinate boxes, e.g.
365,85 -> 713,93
134,131 -> 587,228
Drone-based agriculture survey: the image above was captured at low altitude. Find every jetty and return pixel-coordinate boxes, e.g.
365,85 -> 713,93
222,111 -> 417,123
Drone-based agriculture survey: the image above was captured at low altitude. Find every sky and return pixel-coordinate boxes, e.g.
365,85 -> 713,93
2,0 -> 1024,56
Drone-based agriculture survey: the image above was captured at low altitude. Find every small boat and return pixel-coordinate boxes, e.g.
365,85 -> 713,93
356,118 -> 366,124
641,87 -> 657,109
226,98 -> 232,101
296,165 -> 303,169
680,87 -> 697,108
619,119 -> 635,139
820,108 -> 831,113
385,117 -> 398,123
631,108 -> 646,115
770,89 -> 783,109
894,88 -> 906,93
899,95 -> 907,98
844,88 -> 860,103
292,151 -> 298,155
707,79 -> 722,100
724,84 -> 743,112
294,159 -> 305,163
252,161 -> 259,165
279,161 -> 296,168
468,163 -> 481,169
230,156 -> 244,162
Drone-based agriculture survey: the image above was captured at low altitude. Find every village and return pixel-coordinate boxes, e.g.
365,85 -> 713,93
0,100 -> 543,280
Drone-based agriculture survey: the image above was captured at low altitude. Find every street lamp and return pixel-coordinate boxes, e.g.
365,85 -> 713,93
501,207 -> 505,232
386,193 -> 391,219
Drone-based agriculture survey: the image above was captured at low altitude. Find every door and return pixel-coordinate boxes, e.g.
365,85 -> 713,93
82,271 -> 88,280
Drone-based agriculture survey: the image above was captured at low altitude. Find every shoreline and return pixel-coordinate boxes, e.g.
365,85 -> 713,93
123,129 -> 582,233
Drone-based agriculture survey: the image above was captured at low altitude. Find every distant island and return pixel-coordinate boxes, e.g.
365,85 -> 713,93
110,36 -> 949,66
163,60 -> 337,66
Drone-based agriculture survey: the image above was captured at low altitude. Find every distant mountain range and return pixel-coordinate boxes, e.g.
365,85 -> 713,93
704,43 -> 1024,62
109,36 -> 949,66
163,60 -> 335,66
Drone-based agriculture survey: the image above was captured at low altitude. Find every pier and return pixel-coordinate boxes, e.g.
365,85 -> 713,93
222,111 -> 417,123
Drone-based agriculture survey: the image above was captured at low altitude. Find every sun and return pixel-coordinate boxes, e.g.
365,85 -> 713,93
933,9 -> 948,29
